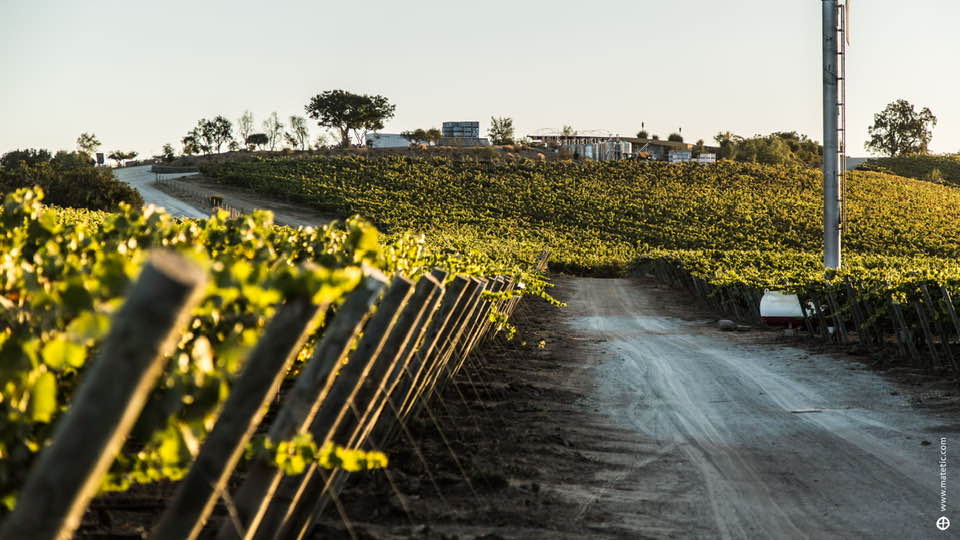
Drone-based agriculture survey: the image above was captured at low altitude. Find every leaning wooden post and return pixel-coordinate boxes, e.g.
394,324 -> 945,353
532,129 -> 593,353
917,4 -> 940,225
843,279 -> 871,346
216,275 -> 408,540
372,286 -> 451,447
390,276 -> 469,427
825,287 -> 848,344
451,278 -> 506,378
337,276 -> 443,449
423,278 -> 487,401
941,286 -> 960,353
151,292 -> 327,540
912,297 -> 940,369
0,251 -> 206,540
253,275 -> 437,540
921,283 -> 956,371
403,278 -> 483,417
435,277 -> 489,389
889,295 -> 920,364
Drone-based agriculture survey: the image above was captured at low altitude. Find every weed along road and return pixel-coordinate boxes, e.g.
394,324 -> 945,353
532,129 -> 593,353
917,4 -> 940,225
113,165 -> 207,218
562,276 -> 960,539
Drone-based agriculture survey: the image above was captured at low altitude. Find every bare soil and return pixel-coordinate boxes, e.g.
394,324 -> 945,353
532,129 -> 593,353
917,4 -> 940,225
306,287 -> 655,539
153,175 -> 337,228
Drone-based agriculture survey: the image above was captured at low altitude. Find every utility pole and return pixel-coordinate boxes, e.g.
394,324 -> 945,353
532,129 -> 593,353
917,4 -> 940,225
822,0 -> 842,269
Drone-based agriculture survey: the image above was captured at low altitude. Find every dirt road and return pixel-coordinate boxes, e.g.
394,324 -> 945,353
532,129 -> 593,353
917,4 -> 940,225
113,165 -> 207,218
566,277 -> 959,539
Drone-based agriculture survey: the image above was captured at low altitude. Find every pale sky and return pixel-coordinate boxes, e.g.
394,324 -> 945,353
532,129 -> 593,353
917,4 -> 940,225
2,0 -> 958,159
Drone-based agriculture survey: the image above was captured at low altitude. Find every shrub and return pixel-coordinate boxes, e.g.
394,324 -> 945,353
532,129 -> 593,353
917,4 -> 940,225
0,149 -> 53,169
668,133 -> 684,142
478,147 -> 497,160
0,149 -> 143,211
927,168 -> 945,183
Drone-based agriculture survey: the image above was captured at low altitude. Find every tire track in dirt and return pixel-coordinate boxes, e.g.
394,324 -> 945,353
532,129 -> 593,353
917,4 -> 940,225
565,276 -> 959,539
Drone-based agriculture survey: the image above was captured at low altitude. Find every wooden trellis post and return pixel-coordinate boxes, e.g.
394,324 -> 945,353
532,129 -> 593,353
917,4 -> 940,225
0,251 -> 206,540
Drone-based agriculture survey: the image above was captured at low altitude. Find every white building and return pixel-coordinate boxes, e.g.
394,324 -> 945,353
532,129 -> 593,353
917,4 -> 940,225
366,133 -> 410,148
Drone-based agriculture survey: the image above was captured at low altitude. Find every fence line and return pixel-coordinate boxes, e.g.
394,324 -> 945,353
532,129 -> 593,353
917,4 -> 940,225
0,247 -> 549,540
0,252 -> 207,540
154,175 -> 247,218
643,260 -> 960,373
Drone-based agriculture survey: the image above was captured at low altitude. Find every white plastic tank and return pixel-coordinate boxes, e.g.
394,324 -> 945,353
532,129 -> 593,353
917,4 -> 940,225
759,290 -> 805,326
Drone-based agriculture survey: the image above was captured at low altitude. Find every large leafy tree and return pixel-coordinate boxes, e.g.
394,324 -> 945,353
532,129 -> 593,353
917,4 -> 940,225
489,117 -> 515,145
181,128 -> 206,155
203,116 -> 234,153
305,90 -> 396,148
866,99 -> 937,157
181,117 -> 233,155
76,132 -> 101,159
0,149 -> 143,210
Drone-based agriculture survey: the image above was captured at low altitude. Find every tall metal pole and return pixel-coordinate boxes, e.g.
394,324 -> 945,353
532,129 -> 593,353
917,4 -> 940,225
822,0 -> 842,269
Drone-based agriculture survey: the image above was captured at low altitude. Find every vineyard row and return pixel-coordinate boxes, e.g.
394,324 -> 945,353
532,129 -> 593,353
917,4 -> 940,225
643,256 -> 960,373
0,248 -> 545,540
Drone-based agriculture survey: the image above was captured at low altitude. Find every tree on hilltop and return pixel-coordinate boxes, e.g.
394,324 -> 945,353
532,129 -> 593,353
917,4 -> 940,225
489,117 -> 515,145
866,99 -> 937,156
263,112 -> 284,151
237,111 -> 255,148
246,133 -> 269,150
401,129 -> 428,145
76,132 -> 101,160
107,151 -> 137,167
401,128 -> 442,146
305,90 -> 396,148
204,116 -> 234,153
0,149 -> 53,169
181,116 -> 233,155
288,115 -> 310,151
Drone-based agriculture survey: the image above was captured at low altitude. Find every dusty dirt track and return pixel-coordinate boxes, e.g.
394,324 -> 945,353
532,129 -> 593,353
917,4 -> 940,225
112,165 -> 207,218
564,276 -> 959,539
308,276 -> 960,539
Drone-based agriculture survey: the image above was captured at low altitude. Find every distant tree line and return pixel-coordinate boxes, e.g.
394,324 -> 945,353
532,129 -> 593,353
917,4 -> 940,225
713,131 -> 824,167
401,128 -> 441,145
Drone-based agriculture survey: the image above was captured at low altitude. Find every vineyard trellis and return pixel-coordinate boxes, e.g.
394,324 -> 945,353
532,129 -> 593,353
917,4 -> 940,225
154,174 -> 245,219
642,256 -> 960,374
0,248 -> 547,540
